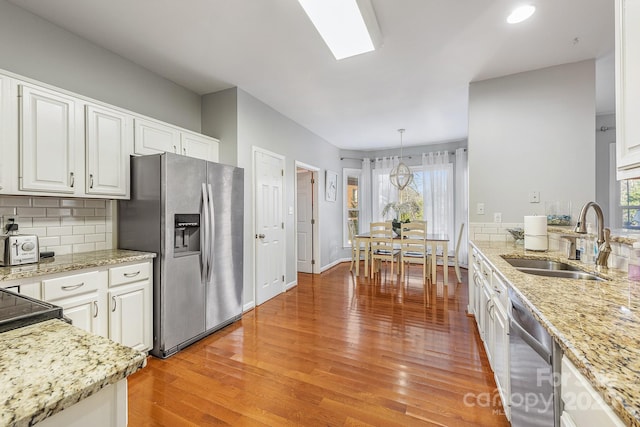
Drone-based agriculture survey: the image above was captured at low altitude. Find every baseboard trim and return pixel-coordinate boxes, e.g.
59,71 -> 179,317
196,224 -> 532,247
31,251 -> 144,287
243,302 -> 255,313
286,280 -> 298,291
321,258 -> 350,272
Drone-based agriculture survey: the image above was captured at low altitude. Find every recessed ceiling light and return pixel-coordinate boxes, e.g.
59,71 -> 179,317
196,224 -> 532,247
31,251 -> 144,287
298,0 -> 381,60
507,5 -> 536,24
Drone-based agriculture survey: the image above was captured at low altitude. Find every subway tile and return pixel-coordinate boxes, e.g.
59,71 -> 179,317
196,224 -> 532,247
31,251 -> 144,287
39,236 -> 60,247
105,232 -> 113,247
61,235 -> 85,245
47,226 -> 73,236
46,208 -> 72,217
490,234 -> 507,242
95,208 -> 106,217
73,225 -> 95,235
61,217 -> 85,226
0,207 -> 17,215
95,242 -> 107,251
32,217 -> 60,228
32,197 -> 60,208
73,208 -> 96,216
84,233 -> 105,243
95,225 -> 106,233
18,227 -> 47,237
0,196 -> 31,207
60,199 -> 84,207
73,242 -> 96,253
85,216 -> 106,225
84,199 -> 106,208
106,222 -> 113,233
46,245 -> 72,256
16,217 -> 32,228
17,207 -> 46,217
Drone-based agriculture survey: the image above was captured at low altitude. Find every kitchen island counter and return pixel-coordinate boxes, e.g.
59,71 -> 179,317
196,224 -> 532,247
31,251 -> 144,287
0,249 -> 156,282
0,319 -> 146,427
472,240 -> 640,426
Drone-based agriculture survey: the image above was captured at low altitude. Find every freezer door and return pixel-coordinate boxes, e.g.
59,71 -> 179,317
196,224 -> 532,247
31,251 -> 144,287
205,162 -> 244,331
160,154 -> 207,352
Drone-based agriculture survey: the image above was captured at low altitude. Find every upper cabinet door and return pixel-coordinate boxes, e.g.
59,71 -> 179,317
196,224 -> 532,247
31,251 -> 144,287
616,0 -> 640,179
134,118 -> 180,155
86,105 -> 132,197
19,84 -> 77,193
181,132 -> 219,162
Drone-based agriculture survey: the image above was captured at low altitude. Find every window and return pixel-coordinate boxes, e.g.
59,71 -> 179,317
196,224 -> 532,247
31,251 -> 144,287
343,168 -> 361,247
620,179 -> 640,229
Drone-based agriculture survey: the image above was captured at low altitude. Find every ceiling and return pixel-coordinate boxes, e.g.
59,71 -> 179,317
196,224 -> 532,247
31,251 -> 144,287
9,0 -> 615,150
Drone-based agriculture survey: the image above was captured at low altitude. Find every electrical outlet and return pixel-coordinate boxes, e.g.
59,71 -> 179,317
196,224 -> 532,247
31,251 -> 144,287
477,203 -> 485,215
530,191 -> 540,203
494,212 -> 502,223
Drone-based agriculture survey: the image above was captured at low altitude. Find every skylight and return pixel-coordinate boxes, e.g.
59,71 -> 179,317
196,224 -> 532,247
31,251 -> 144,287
298,0 -> 380,60
507,5 -> 536,24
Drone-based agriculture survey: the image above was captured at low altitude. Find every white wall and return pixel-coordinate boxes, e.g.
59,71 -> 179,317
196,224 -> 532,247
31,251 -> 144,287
0,0 -> 201,131
595,114 -> 616,224
469,60 -> 596,225
201,87 -> 238,166
202,88 -> 343,309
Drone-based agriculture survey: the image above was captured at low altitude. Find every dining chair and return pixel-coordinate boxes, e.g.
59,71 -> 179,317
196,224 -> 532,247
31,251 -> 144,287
452,223 -> 465,283
370,222 -> 399,278
347,219 -> 359,271
400,221 -> 430,282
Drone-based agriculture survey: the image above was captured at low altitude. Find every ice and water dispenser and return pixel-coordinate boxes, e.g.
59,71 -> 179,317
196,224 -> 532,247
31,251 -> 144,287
174,214 -> 200,256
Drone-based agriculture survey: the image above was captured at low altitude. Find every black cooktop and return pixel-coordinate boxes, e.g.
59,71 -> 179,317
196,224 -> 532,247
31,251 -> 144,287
0,288 -> 65,333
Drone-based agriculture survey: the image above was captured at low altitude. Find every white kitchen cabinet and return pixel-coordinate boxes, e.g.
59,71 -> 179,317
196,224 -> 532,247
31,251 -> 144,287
181,131 -> 219,162
615,0 -> 640,179
108,261 -> 152,352
42,270 -> 108,338
481,280 -> 494,365
134,117 -> 219,162
561,356 -> 625,427
134,117 -> 180,156
1,281 -> 41,300
85,105 -> 133,197
491,274 -> 510,420
0,74 -> 8,193
19,83 -> 80,194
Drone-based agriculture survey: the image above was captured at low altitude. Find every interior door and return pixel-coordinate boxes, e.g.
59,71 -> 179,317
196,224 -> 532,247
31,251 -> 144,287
296,170 -> 314,273
254,149 -> 285,305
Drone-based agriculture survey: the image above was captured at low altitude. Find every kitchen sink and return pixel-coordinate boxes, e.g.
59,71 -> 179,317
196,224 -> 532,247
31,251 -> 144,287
515,268 -> 604,281
501,256 -> 605,281
502,257 -> 582,271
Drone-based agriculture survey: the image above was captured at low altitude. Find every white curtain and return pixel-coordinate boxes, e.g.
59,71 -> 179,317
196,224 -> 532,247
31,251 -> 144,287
360,158 -> 372,234
372,157 -> 399,221
455,148 -> 469,267
422,152 -> 454,255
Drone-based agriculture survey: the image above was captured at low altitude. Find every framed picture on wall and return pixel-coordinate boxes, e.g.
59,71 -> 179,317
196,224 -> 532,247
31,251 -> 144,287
325,170 -> 337,202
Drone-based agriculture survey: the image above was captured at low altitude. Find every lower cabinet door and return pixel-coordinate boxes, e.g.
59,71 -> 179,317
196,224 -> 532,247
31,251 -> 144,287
493,302 -> 510,420
58,292 -> 104,336
109,281 -> 151,352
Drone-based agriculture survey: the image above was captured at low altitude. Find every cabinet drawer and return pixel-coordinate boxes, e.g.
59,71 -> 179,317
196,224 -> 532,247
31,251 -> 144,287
109,262 -> 150,287
42,271 -> 100,301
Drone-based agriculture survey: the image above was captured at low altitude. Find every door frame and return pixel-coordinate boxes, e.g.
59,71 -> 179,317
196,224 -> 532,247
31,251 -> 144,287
252,146 -> 286,305
294,161 -> 320,274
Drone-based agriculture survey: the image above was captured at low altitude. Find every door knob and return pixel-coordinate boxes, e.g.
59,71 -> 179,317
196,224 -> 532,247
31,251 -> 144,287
256,234 -> 266,239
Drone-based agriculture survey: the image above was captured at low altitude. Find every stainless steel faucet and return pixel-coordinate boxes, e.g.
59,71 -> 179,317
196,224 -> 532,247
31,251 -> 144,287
574,201 -> 611,268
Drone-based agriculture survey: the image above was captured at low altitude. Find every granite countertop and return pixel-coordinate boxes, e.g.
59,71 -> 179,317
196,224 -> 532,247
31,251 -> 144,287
0,249 -> 156,282
0,319 -> 146,426
471,240 -> 640,426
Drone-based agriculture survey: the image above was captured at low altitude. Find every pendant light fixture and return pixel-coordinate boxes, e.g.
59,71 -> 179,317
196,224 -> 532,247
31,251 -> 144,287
389,129 -> 413,190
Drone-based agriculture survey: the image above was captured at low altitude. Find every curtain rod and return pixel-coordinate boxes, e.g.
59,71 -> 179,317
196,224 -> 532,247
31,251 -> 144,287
340,148 -> 466,162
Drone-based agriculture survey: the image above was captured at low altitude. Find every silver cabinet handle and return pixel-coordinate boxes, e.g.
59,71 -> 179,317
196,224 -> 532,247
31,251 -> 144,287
173,145 -> 178,153
257,234 -> 265,239
89,174 -> 94,189
112,296 -> 117,312
61,282 -> 84,291
183,147 -> 187,155
123,271 -> 140,278
93,301 -> 98,318
69,172 -> 75,188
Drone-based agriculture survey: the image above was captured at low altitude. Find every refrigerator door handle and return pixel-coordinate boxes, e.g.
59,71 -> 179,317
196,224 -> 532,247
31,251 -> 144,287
207,183 -> 215,283
201,183 -> 210,282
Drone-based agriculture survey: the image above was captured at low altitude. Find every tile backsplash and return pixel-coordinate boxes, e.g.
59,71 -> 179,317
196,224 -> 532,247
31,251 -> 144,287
0,196 -> 115,255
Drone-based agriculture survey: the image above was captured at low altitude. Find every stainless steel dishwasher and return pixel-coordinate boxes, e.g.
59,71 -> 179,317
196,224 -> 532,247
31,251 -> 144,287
509,287 -> 562,427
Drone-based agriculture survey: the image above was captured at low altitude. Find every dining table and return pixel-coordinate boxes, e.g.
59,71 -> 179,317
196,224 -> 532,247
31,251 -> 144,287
353,232 -> 450,283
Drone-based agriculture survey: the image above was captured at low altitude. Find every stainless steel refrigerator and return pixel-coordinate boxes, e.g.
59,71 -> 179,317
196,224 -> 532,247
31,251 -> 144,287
118,153 -> 243,358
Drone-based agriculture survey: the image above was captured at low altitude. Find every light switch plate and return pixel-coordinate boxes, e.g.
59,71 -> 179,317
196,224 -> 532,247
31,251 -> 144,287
494,212 -> 502,223
477,203 -> 485,215
530,191 -> 540,203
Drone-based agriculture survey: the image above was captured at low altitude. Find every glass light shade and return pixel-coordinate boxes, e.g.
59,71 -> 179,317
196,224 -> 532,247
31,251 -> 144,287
390,161 -> 413,190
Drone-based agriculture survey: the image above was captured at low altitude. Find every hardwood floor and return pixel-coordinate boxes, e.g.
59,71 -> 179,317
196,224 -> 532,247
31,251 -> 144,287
128,263 -> 509,426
